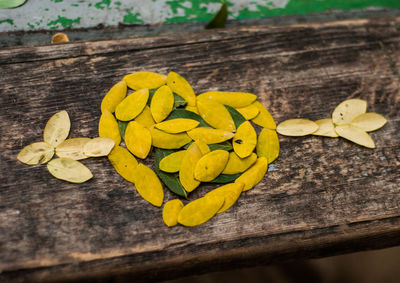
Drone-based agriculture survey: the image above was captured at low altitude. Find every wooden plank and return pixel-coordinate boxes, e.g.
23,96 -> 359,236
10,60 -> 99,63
1,17 -> 399,64
0,17 -> 399,281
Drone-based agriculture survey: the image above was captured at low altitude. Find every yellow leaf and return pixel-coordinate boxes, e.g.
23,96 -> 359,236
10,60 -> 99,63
335,124 -> 375,148
149,127 -> 192,149
177,195 -> 224,227
155,118 -> 199,134
123,72 -> 167,90
233,121 -> 257,158
108,146 -> 138,183
235,157 -> 268,191
194,140 -> 210,155
167,72 -> 196,106
276,119 -> 319,136
185,105 -> 199,114
194,150 -> 229,182
51,33 -> 69,43
17,142 -> 54,165
206,183 -> 244,213
101,80 -> 127,113
98,110 -> 121,145
256,128 -> 280,163
179,142 -> 202,192
222,152 -> 257,174
150,85 -> 174,123
197,91 -> 256,108
332,98 -> 367,126
43,110 -> 70,147
162,199 -> 184,227
134,106 -> 155,128
159,150 -> 186,173
125,121 -> 152,159
187,128 -> 234,144
251,101 -> 276,129
132,163 -> 164,207
197,99 -> 236,132
115,88 -> 149,121
235,104 -> 259,120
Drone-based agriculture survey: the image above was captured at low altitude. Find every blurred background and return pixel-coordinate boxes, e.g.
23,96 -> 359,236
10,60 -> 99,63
162,246 -> 400,283
1,1 -> 399,282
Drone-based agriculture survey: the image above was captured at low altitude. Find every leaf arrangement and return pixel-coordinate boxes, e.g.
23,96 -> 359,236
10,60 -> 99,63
98,71 -> 279,227
17,110 -> 116,183
276,98 -> 387,148
17,71 -> 387,228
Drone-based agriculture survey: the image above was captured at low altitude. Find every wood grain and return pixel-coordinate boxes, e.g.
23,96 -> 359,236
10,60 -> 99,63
0,17 -> 399,282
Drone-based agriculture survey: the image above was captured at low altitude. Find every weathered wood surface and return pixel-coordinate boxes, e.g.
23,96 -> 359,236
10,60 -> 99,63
1,17 -> 400,282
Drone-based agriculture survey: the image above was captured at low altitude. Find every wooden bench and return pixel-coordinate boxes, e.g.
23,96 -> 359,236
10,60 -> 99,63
0,16 -> 399,282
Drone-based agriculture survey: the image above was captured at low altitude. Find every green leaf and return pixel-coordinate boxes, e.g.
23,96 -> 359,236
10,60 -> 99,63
118,120 -> 129,141
155,149 -> 188,198
0,0 -> 27,9
208,141 -> 233,151
209,173 -> 241,183
225,105 -> 246,128
173,93 -> 187,109
146,88 -> 158,106
205,1 -> 228,29
183,141 -> 194,149
166,109 -> 210,127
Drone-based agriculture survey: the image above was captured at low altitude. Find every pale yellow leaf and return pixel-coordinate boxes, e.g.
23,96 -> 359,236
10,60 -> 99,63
43,110 -> 70,147
47,158 -> 93,183
83,137 -> 115,157
332,99 -> 367,126
312,118 -> 339,137
17,142 -> 54,165
335,124 -> 375,148
276,119 -> 319,136
351,113 -> 387,132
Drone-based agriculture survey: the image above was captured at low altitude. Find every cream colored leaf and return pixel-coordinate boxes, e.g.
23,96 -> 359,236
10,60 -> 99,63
17,142 -> 54,165
43,110 -> 71,147
47,158 -> 93,183
332,99 -> 367,126
83,137 -> 115,157
351,113 -> 387,132
56,138 -> 91,160
276,119 -> 319,136
312,118 -> 339,137
335,124 -> 375,148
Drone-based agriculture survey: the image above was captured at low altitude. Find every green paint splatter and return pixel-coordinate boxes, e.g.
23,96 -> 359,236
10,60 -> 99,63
0,19 -> 14,25
27,22 -> 35,29
114,1 -> 121,6
235,0 -> 400,20
123,10 -> 144,24
71,4 -> 79,7
95,0 -> 111,10
47,16 -> 81,29
45,8 -> 49,11
62,9 -> 66,12
165,0 -> 224,23
51,0 -> 64,3
162,0 -> 400,24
